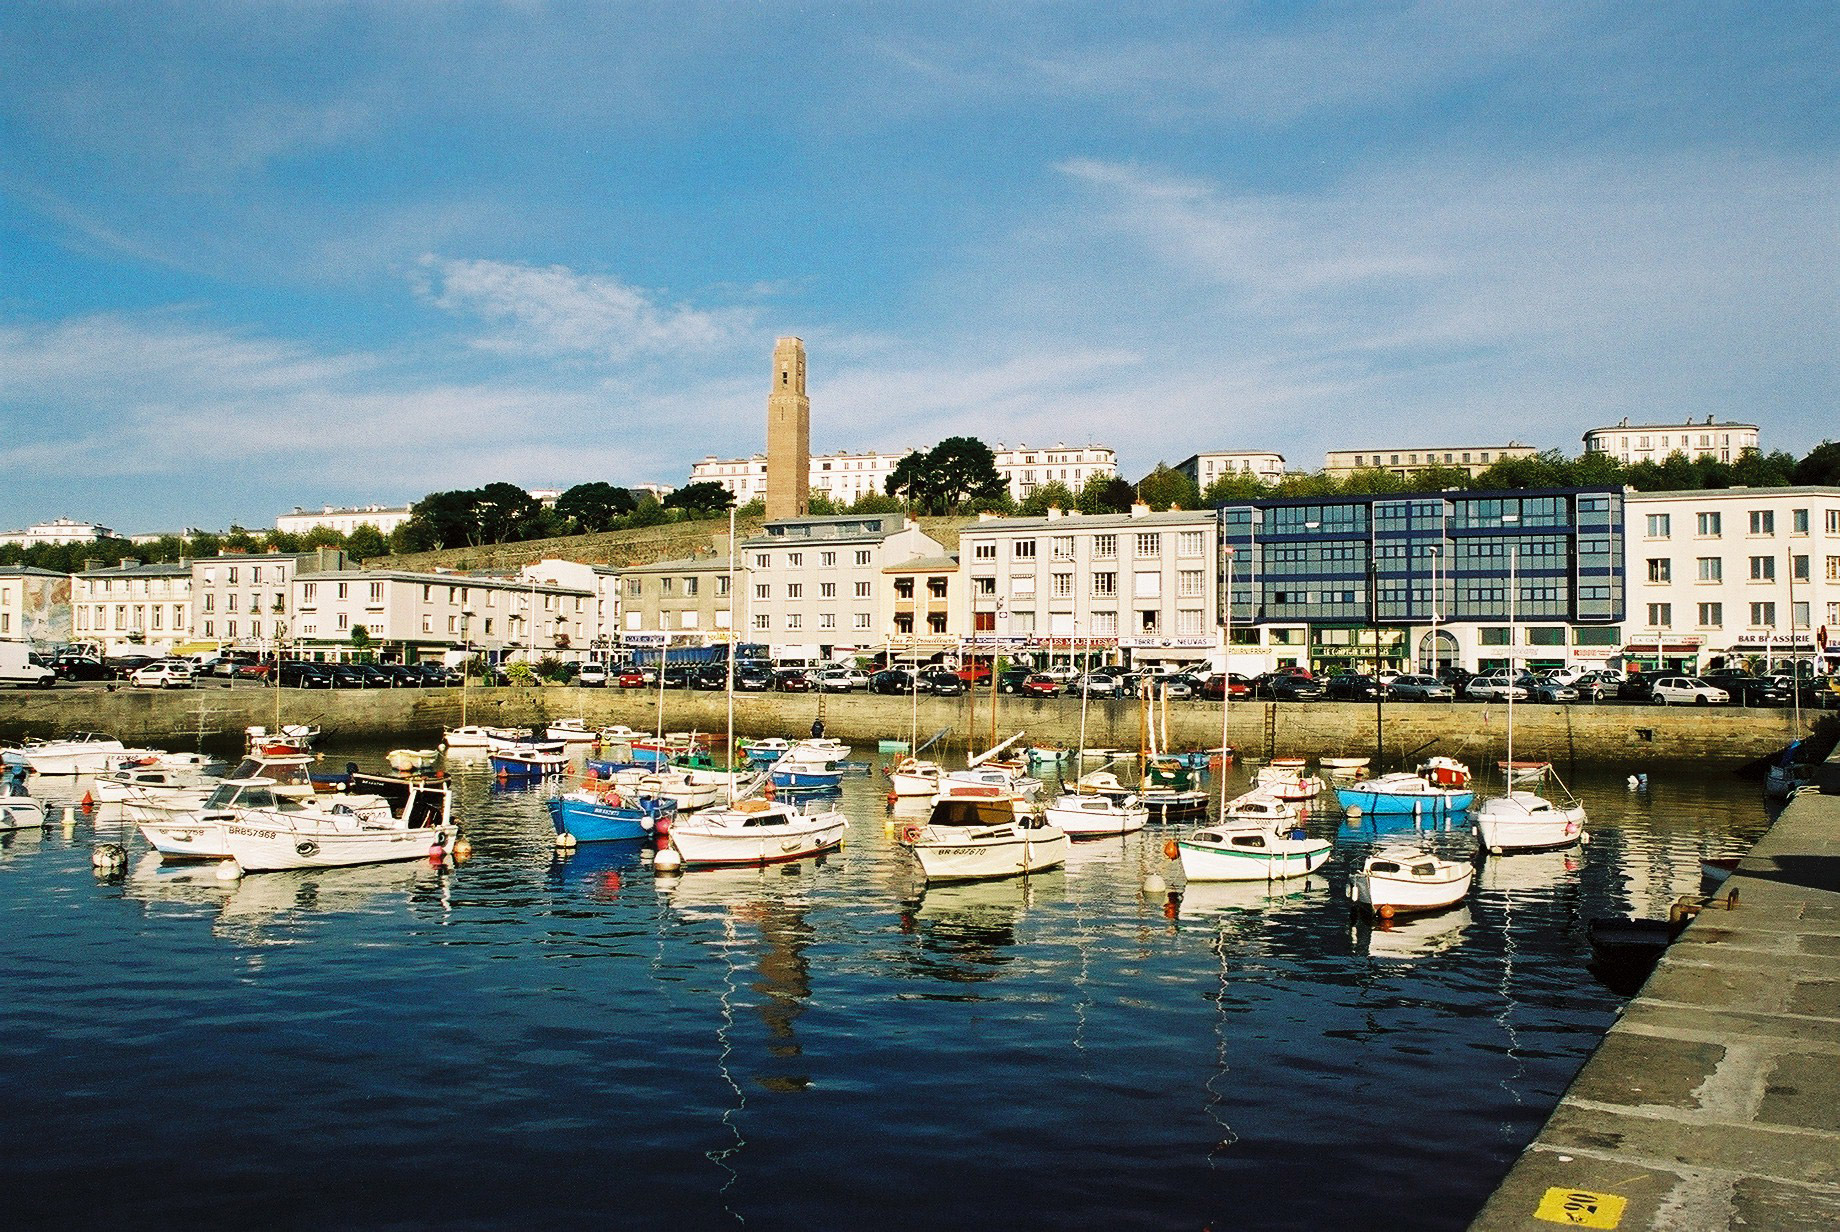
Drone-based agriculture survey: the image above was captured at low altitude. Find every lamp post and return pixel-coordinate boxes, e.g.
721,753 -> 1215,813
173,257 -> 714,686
1425,545 -> 1442,673
1368,556 -> 1383,766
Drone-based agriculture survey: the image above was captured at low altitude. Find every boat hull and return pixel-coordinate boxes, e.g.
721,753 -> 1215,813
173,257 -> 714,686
546,794 -> 671,843
910,825 -> 1068,881
1336,786 -> 1473,816
1044,797 -> 1148,837
1177,832 -> 1332,882
668,805 -> 847,866
222,818 -> 453,872
1352,867 -> 1473,914
1475,795 -> 1587,854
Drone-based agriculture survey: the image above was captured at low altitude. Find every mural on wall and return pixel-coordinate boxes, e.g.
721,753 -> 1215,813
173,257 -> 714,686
1,572 -> 73,645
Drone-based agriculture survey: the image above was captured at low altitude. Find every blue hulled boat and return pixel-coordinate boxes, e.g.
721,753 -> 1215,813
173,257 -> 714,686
546,788 -> 677,842
1334,757 -> 1474,817
769,761 -> 843,791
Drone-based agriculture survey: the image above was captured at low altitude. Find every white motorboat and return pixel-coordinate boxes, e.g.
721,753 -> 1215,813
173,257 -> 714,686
441,725 -> 502,750
488,730 -> 565,755
217,780 -> 454,873
667,798 -> 847,866
3,731 -> 126,776
244,723 -> 318,753
1349,846 -> 1474,917
0,765 -> 47,829
546,719 -> 599,744
386,748 -> 440,774
92,762 -> 222,804
941,765 -> 1043,800
1499,760 -> 1552,786
1475,791 -> 1587,854
1043,792 -> 1147,838
1174,813 -> 1332,882
906,794 -> 1068,882
137,778 -> 397,861
1071,769 -> 1134,801
1255,764 -> 1325,801
1319,756 -> 1371,776
790,738 -> 852,764
596,724 -> 642,744
119,752 -> 321,823
887,756 -> 943,798
607,768 -> 724,812
1221,789 -> 1301,826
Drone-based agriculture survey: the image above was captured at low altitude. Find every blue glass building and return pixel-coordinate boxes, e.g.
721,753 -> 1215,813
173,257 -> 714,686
1217,488 -> 1625,674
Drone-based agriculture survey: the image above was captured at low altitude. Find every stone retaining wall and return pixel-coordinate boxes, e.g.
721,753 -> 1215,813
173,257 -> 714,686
0,687 -> 1809,768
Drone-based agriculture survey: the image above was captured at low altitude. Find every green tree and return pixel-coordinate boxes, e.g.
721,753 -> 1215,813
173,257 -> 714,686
847,491 -> 903,514
663,481 -> 735,518
926,437 -> 1008,512
1335,467 -> 1409,496
1270,472 -> 1342,498
344,524 -> 388,560
1403,465 -> 1473,493
405,489 -> 482,549
1571,451 -> 1626,487
1732,447 -> 1796,487
804,490 -> 842,516
1078,473 -> 1137,514
624,499 -> 672,528
1473,449 -> 1575,491
735,496 -> 766,517
1793,441 -> 1840,486
1019,480 -> 1076,516
555,482 -> 636,533
1201,472 -> 1274,504
1135,464 -> 1201,510
349,626 -> 372,650
473,482 -> 545,542
885,449 -> 937,511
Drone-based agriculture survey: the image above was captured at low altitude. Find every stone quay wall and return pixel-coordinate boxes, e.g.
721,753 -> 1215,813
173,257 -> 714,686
0,687 -> 1810,768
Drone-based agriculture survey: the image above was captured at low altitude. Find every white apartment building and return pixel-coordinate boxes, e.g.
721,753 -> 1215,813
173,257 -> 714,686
883,554 -> 960,655
275,504 -> 413,537
1323,443 -> 1536,478
1174,450 -> 1287,490
519,558 -> 622,652
615,556 -> 736,643
742,514 -> 945,662
0,566 -> 69,644
958,506 -> 1220,669
191,550 -> 347,652
1585,418 -> 1759,466
0,517 -> 116,548
73,559 -> 193,655
1624,487 -> 1840,673
292,569 -> 595,662
691,442 -> 1120,507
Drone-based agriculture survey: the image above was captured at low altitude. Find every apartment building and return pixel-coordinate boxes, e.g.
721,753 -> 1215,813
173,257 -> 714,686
1322,443 -> 1537,479
1217,488 -> 1626,676
291,569 -> 595,663
1584,418 -> 1759,467
1174,450 -> 1287,490
958,507 -> 1220,670
275,504 -> 413,537
190,549 -> 348,652
742,514 -> 945,661
73,559 -> 194,655
691,442 -> 1119,507
0,566 -> 70,644
0,517 -> 116,548
882,554 -> 960,654
519,559 -> 622,654
614,556 -> 736,643
992,443 -> 1117,501
1623,487 -> 1840,673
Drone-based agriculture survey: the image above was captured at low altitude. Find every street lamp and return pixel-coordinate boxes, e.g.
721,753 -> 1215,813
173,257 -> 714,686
1425,545 -> 1442,673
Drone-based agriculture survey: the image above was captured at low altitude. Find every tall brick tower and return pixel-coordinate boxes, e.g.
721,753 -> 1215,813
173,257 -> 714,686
765,336 -> 810,519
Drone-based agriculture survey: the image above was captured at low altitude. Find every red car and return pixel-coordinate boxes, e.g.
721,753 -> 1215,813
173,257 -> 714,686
617,669 -> 648,688
1020,674 -> 1062,698
1199,674 -> 1251,701
233,662 -> 273,681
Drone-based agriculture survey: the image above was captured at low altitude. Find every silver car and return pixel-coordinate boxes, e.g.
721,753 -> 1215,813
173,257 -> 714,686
1465,674 -> 1529,702
1388,674 -> 1454,701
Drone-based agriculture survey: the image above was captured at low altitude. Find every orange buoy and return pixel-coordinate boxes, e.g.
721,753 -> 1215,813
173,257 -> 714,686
81,792 -> 94,810
1163,839 -> 1180,861
1377,903 -> 1395,920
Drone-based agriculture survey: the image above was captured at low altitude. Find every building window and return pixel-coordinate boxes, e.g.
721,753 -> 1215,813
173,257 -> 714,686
974,577 -> 995,596
716,576 -> 730,596
1092,572 -> 1116,596
755,554 -> 770,569
973,612 -> 995,632
1646,603 -> 1672,628
1792,508 -> 1809,534
1179,570 -> 1205,597
1646,559 -> 1671,583
894,613 -> 914,634
1749,556 -> 1776,581
1090,611 -> 1117,635
1749,510 -> 1775,535
1140,609 -> 1159,632
820,581 -> 837,599
1093,534 -> 1116,559
684,578 -> 698,597
1793,555 -> 1809,582
786,583 -> 802,599
854,612 -> 872,630
818,612 -> 835,629
1178,531 -> 1206,556
1827,555 -> 1840,582
855,550 -> 871,566
927,577 -> 948,599
1177,609 -> 1204,634
927,613 -> 947,634
1645,513 -> 1670,538
755,583 -> 770,600
1133,571 -> 1161,599
1136,533 -> 1160,557
820,551 -> 835,567
754,614 -> 770,631
1750,602 -> 1775,627
1696,557 -> 1722,582
1052,536 -> 1073,560
973,542 -> 996,560
660,578 -> 675,596
626,578 -> 641,596
786,613 -> 801,630
1013,540 -> 1036,560
1697,603 -> 1722,627
1051,573 -> 1073,598
854,582 -> 871,598
1792,601 -> 1810,630
787,552 -> 802,567
1697,511 -> 1721,537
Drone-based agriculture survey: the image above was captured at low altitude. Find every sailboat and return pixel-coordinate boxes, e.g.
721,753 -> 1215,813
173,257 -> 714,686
1475,549 -> 1587,855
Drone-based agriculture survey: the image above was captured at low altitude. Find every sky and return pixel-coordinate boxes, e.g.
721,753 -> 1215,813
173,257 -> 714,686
1,1 -> 1834,534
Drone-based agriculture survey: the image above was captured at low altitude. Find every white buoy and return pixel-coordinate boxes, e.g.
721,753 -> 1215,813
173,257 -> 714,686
1143,873 -> 1167,894
653,846 -> 683,873
1627,775 -> 1639,789
555,831 -> 578,849
215,860 -> 242,880
1346,805 -> 1364,820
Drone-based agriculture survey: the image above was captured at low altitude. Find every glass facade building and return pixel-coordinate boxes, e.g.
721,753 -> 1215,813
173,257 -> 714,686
1217,488 -> 1625,673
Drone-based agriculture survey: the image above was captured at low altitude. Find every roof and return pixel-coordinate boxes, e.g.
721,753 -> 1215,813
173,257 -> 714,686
77,561 -> 191,577
1624,486 -> 1840,501
293,568 -> 592,594
1585,420 -> 1757,434
883,554 -> 959,573
962,509 -> 1217,534
0,566 -> 68,577
613,555 -> 735,576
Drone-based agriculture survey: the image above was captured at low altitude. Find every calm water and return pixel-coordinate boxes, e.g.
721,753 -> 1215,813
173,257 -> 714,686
0,743 -> 1775,1231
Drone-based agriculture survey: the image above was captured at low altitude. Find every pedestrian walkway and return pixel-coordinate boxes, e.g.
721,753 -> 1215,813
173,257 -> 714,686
1469,754 -> 1840,1231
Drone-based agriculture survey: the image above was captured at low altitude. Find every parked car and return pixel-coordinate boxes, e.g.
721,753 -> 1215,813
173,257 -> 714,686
278,660 -> 334,689
106,654 -> 158,679
1648,675 -> 1729,706
347,663 -> 394,688
1323,673 -> 1383,701
815,668 -> 863,693
407,663 -> 456,687
735,663 -> 775,692
1616,675 -> 1658,703
1199,674 -> 1252,701
233,661 -> 275,682
774,668 -> 812,693
1065,673 -> 1121,698
1252,673 -> 1323,701
1464,673 -> 1529,702
617,668 -> 649,688
868,668 -> 915,695
995,668 -> 1032,695
577,664 -> 609,688
128,661 -> 194,689
1571,670 -> 1622,701
1524,674 -> 1578,704
52,655 -> 112,682
918,669 -> 965,696
1702,673 -> 1789,707
691,665 -> 728,690
1387,674 -> 1454,702
374,664 -> 424,688
659,666 -> 691,689
1020,674 -> 1062,698
1437,666 -> 1476,693
324,662 -> 369,689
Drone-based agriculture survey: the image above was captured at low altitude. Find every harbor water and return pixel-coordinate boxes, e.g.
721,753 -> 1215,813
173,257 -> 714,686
0,745 -> 1775,1230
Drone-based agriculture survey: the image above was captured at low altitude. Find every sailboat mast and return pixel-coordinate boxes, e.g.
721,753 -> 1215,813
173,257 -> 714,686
1218,551 -> 1233,821
1506,546 -> 1517,788
726,508 -> 737,803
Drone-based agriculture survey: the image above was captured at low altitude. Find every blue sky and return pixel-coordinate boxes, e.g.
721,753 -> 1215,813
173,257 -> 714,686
1,1 -> 1834,533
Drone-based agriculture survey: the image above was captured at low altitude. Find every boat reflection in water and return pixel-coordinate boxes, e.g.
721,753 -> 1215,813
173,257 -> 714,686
121,852 -> 450,940
899,874 -> 1060,985
547,838 -> 652,903
1349,905 -> 1474,961
1172,875 -> 1329,921
1339,808 -> 1473,839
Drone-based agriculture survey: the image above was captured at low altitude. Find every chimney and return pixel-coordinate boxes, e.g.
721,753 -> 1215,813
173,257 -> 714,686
83,559 -> 101,573
118,557 -> 140,568
1129,503 -> 1150,519
1046,507 -> 1063,520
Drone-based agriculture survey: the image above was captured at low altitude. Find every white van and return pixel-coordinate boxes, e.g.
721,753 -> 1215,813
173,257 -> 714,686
0,642 -> 56,688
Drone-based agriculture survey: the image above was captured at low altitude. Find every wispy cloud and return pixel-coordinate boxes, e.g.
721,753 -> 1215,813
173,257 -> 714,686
414,256 -> 755,362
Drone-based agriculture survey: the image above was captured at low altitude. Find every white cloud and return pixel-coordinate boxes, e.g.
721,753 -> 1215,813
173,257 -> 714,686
416,256 -> 755,362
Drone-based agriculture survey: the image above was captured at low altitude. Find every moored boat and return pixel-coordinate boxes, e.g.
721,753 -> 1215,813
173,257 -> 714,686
546,786 -> 676,843
1335,757 -> 1474,817
3,731 -> 126,776
217,779 -> 454,873
386,748 -> 440,774
1475,791 -> 1587,855
1173,811 -> 1332,882
666,798 -> 848,867
546,719 -> 599,744
1349,846 -> 1474,917
904,794 -> 1068,882
1043,792 -> 1147,838
0,764 -> 47,829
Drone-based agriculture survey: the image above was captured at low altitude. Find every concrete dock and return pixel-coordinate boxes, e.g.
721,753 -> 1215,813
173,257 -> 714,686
1469,752 -> 1840,1230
